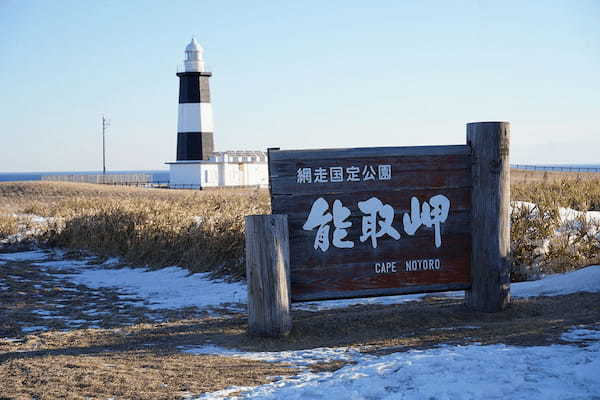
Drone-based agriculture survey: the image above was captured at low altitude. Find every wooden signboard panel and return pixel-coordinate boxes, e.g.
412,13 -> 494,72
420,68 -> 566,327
269,145 -> 473,302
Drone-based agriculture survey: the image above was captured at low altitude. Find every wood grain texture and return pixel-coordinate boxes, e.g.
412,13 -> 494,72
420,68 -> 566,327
269,145 -> 470,162
269,145 -> 473,301
291,255 -> 471,301
245,214 -> 292,337
465,122 -> 511,312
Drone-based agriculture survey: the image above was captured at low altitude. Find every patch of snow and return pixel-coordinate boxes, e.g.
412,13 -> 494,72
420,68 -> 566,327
561,326 -> 600,342
67,319 -> 88,325
3,251 -> 598,319
430,325 -> 480,331
21,326 -> 49,333
32,259 -> 92,270
0,338 -> 24,343
0,250 -> 50,262
86,309 -> 112,316
512,265 -> 600,297
29,215 -> 49,224
64,266 -> 247,310
181,345 -> 366,367
31,309 -> 55,316
196,342 -> 600,400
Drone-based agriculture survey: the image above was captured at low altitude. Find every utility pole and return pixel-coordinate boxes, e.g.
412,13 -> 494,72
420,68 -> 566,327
102,115 -> 110,176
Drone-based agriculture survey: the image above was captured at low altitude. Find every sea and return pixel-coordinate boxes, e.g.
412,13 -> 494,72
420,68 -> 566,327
0,170 -> 170,183
1,165 -> 599,183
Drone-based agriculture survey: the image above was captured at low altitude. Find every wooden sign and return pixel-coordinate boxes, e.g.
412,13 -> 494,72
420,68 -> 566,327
245,122 -> 510,337
268,145 -> 472,302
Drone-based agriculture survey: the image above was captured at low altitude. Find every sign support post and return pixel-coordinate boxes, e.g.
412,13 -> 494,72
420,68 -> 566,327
245,214 -> 292,337
465,121 -> 511,312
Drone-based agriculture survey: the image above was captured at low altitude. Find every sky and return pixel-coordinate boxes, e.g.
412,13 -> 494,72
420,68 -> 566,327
1,0 -> 599,172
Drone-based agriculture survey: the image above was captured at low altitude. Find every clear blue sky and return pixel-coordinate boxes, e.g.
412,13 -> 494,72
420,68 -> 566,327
1,0 -> 599,172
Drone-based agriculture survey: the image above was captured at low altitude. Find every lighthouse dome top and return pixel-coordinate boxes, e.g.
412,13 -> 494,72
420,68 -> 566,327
185,38 -> 203,53
184,38 -> 205,72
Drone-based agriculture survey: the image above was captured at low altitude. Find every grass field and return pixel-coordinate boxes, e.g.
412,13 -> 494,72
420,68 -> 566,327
511,168 -> 600,184
1,169 -> 600,281
0,181 -> 269,279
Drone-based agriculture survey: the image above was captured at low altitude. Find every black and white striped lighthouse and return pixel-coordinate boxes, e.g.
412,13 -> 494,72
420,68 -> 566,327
176,38 -> 214,160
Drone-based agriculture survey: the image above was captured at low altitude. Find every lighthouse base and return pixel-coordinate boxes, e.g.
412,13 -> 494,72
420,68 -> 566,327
166,151 -> 268,189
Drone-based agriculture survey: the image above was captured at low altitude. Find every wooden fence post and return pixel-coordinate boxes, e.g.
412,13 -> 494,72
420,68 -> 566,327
245,214 -> 292,337
465,122 -> 511,312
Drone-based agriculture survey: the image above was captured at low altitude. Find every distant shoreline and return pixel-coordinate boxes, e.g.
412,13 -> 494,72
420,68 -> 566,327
2,165 -> 600,184
0,170 -> 170,183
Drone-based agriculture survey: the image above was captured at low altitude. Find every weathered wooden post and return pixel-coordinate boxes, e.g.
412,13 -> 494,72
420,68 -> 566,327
465,121 -> 511,312
245,214 -> 292,337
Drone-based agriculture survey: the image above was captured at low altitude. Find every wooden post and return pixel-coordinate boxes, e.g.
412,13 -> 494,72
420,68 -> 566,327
245,214 -> 292,337
465,121 -> 511,312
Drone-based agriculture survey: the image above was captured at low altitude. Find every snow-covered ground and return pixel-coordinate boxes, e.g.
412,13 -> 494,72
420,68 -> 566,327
1,249 -> 599,399
195,335 -> 600,400
1,250 -> 599,313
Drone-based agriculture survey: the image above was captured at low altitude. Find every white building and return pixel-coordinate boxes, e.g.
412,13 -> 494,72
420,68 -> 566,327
166,39 -> 268,189
167,151 -> 268,188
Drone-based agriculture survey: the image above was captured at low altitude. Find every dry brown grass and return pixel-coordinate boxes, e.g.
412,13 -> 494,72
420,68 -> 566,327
510,175 -> 600,280
0,215 -> 19,239
511,168 -> 600,185
512,175 -> 600,211
2,177 -> 600,281
1,347 -> 295,400
0,182 -> 270,279
1,291 -> 598,399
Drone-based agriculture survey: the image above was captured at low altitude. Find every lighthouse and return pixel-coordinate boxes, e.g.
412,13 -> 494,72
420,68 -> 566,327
167,40 -> 268,189
176,38 -> 214,160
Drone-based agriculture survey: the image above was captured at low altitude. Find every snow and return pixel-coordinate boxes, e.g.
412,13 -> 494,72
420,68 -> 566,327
181,265 -> 600,399
561,326 -> 600,342
0,250 -> 51,262
512,265 -> 600,297
182,345 -> 366,367
62,266 -> 247,310
32,259 -> 92,269
1,249 -> 599,315
55,261 -> 597,312
21,326 -> 49,333
196,341 -> 600,400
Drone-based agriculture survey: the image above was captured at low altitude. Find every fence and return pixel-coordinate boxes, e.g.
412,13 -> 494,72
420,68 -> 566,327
42,174 -> 152,185
511,164 -> 600,173
39,176 -> 266,191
